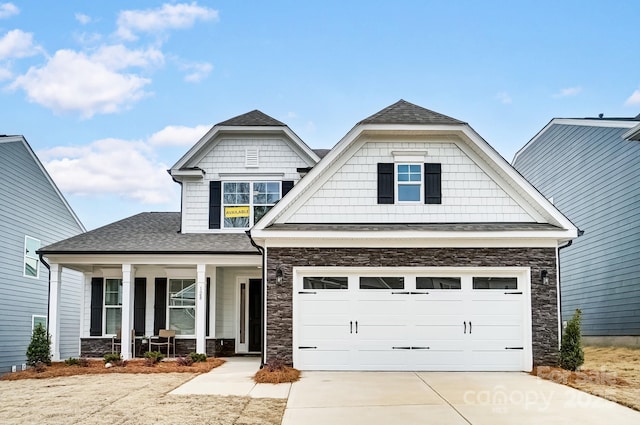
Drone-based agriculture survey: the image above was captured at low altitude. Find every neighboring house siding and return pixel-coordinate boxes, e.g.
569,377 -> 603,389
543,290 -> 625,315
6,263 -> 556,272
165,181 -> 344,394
181,138 -> 309,233
513,124 -> 640,336
0,139 -> 84,372
288,140 -> 534,223
266,247 -> 559,366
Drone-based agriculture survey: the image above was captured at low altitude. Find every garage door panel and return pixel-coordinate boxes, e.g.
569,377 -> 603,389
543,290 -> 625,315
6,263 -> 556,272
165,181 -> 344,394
471,299 -> 522,315
299,298 -> 351,315
356,347 -> 410,370
298,324 -> 351,342
414,300 -> 464,315
470,349 -> 523,370
297,348 -> 352,370
410,349 -> 467,370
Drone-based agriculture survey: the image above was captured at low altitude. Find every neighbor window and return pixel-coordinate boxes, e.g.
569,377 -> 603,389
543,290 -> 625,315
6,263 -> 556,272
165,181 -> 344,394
32,315 -> 47,331
104,279 -> 122,335
223,181 -> 281,228
24,236 -> 40,278
397,164 -> 422,202
169,279 -> 196,335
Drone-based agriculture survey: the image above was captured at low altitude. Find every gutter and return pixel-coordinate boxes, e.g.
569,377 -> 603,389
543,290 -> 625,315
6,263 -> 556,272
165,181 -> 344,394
556,228 -> 584,343
246,230 -> 266,369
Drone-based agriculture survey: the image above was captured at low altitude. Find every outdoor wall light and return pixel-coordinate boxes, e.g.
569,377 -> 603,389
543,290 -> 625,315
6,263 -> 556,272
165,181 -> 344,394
541,270 -> 549,285
276,267 -> 284,285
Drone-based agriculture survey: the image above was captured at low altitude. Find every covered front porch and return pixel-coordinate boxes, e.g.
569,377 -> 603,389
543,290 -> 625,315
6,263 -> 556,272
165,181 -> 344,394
46,253 -> 263,360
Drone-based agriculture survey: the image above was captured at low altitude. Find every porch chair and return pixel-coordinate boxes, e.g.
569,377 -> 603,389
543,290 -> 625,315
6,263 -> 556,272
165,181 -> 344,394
149,329 -> 176,357
111,329 -> 136,356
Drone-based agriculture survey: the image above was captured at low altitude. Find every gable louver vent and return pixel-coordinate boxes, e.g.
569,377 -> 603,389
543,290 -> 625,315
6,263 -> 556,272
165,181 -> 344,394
246,148 -> 259,167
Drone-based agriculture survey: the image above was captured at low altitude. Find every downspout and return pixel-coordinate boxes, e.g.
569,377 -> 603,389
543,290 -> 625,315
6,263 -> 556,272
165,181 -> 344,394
557,229 -> 584,344
246,230 -> 266,369
39,253 -> 51,331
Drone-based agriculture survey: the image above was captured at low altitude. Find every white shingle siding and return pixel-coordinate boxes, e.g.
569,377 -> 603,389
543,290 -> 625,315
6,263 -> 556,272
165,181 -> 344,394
181,138 -> 311,233
287,140 -> 534,223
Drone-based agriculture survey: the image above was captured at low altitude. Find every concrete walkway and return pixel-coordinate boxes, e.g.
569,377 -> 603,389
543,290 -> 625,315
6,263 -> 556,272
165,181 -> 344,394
170,357 -> 290,399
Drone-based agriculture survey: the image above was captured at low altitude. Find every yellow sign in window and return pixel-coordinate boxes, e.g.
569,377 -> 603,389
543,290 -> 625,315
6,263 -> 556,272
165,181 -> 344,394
225,206 -> 250,218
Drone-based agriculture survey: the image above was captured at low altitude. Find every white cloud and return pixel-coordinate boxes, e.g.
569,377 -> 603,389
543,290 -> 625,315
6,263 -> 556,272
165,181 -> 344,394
624,89 -> 640,106
10,49 -> 151,118
0,29 -> 40,60
0,66 -> 11,80
180,61 -> 212,82
75,13 -> 92,25
553,86 -> 582,98
0,3 -> 19,19
116,2 -> 219,41
496,91 -> 512,104
39,138 -> 175,204
148,124 -> 210,146
91,44 -> 164,70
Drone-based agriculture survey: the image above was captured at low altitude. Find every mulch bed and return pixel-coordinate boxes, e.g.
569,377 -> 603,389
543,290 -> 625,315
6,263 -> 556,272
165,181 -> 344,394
253,366 -> 300,384
1,357 -> 225,381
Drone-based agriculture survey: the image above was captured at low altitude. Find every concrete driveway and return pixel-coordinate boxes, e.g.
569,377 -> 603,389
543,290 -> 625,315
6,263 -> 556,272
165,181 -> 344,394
282,371 -> 640,425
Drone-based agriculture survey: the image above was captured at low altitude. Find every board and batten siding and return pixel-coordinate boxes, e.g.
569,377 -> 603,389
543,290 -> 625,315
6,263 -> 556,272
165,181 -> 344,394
181,138 -> 310,233
287,139 -> 535,223
513,123 -> 640,336
0,139 -> 84,372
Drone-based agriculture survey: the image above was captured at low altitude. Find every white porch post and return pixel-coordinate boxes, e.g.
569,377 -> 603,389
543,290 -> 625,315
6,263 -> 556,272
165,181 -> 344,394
196,264 -> 206,354
209,267 -> 217,344
120,264 -> 134,359
48,263 -> 62,361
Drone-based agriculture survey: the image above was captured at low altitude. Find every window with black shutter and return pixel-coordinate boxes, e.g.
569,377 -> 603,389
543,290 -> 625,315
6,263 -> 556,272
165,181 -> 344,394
209,180 -> 222,229
377,163 -> 394,204
89,278 -> 103,336
424,163 -> 442,204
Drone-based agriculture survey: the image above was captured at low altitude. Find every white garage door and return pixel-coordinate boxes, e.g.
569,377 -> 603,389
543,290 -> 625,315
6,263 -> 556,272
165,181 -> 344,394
293,268 -> 531,371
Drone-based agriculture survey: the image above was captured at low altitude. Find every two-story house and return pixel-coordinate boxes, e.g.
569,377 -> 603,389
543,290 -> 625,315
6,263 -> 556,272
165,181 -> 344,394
40,101 -> 577,371
0,135 -> 85,373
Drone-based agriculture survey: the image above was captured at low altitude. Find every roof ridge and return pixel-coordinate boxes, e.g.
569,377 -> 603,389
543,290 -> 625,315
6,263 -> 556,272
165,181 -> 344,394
216,110 -> 286,127
358,99 -> 465,125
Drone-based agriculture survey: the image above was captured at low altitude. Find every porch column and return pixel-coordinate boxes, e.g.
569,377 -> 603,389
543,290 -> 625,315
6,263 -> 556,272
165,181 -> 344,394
120,264 -> 134,359
48,263 -> 62,361
196,264 -> 206,353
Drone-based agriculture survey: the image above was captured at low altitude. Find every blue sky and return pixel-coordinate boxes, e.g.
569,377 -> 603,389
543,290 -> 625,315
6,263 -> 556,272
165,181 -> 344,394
2,1 -> 639,230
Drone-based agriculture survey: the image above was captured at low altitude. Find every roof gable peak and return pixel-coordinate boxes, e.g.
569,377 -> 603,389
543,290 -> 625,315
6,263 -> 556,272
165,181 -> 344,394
358,99 -> 465,125
216,109 -> 286,127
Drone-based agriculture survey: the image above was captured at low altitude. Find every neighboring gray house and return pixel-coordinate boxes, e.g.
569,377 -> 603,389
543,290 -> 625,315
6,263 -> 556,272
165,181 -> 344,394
513,115 -> 640,346
0,135 -> 85,373
41,101 -> 577,371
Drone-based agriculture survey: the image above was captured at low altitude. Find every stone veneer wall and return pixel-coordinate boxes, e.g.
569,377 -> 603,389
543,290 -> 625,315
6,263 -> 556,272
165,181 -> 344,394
206,338 -> 236,357
266,247 -> 558,367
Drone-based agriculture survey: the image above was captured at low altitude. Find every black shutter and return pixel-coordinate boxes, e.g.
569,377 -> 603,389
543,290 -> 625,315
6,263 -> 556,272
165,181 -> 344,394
89,278 -> 103,336
154,278 -> 167,334
377,163 -> 394,204
424,163 -> 442,204
206,277 -> 211,337
281,180 -> 294,197
134,278 -> 146,337
209,180 -> 222,229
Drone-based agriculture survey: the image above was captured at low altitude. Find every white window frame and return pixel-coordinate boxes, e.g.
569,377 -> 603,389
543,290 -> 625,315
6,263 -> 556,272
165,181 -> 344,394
104,279 -> 123,336
23,236 -> 41,279
32,315 -> 47,331
395,163 -> 423,203
168,278 -> 197,336
222,181 -> 282,229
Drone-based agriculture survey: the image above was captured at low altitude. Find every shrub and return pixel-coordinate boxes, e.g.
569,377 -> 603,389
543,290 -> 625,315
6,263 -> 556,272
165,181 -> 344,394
560,309 -> 584,371
26,323 -> 51,367
189,352 -> 207,363
103,353 -> 122,364
64,357 -> 80,366
176,356 -> 194,366
143,351 -> 165,365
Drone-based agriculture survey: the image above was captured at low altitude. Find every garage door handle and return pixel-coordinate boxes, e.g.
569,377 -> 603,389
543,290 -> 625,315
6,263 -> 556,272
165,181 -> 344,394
504,291 -> 523,295
392,291 -> 410,294
350,321 -> 353,334
410,292 -> 429,295
298,291 -> 317,294
392,346 -> 411,350
298,346 -> 317,349
505,347 -> 524,350
355,321 -> 358,333
469,321 -> 472,334
411,346 -> 430,350
463,321 -> 466,334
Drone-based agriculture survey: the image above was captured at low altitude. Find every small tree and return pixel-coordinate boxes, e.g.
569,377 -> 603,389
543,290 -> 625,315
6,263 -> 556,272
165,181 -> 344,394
560,309 -> 584,371
26,323 -> 51,367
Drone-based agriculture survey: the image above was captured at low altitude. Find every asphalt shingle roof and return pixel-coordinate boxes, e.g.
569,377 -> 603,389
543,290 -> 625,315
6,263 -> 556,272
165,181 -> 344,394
359,99 -> 465,125
216,110 -> 286,127
39,212 -> 259,254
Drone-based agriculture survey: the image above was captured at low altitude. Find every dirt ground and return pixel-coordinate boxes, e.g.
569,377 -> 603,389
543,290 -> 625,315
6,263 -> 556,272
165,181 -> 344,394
0,372 -> 285,424
535,346 -> 640,411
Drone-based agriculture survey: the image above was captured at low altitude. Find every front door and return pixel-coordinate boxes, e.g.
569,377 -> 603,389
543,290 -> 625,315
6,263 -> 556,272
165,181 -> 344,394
237,277 -> 262,353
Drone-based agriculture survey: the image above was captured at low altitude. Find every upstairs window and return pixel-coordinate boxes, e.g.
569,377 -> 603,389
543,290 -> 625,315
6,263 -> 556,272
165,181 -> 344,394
24,236 -> 40,278
396,164 -> 422,202
223,181 -> 281,228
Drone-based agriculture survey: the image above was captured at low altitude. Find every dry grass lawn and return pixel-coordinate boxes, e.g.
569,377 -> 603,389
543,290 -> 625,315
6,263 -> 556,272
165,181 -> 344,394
0,372 -> 286,424
535,345 -> 640,411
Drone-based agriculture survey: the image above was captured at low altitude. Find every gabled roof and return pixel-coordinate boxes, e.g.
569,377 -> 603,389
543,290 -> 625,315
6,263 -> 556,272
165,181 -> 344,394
623,123 -> 640,141
251,100 -> 578,242
358,99 -> 465,125
216,110 -> 286,126
0,135 -> 85,232
38,212 -> 258,254
171,110 -> 319,172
